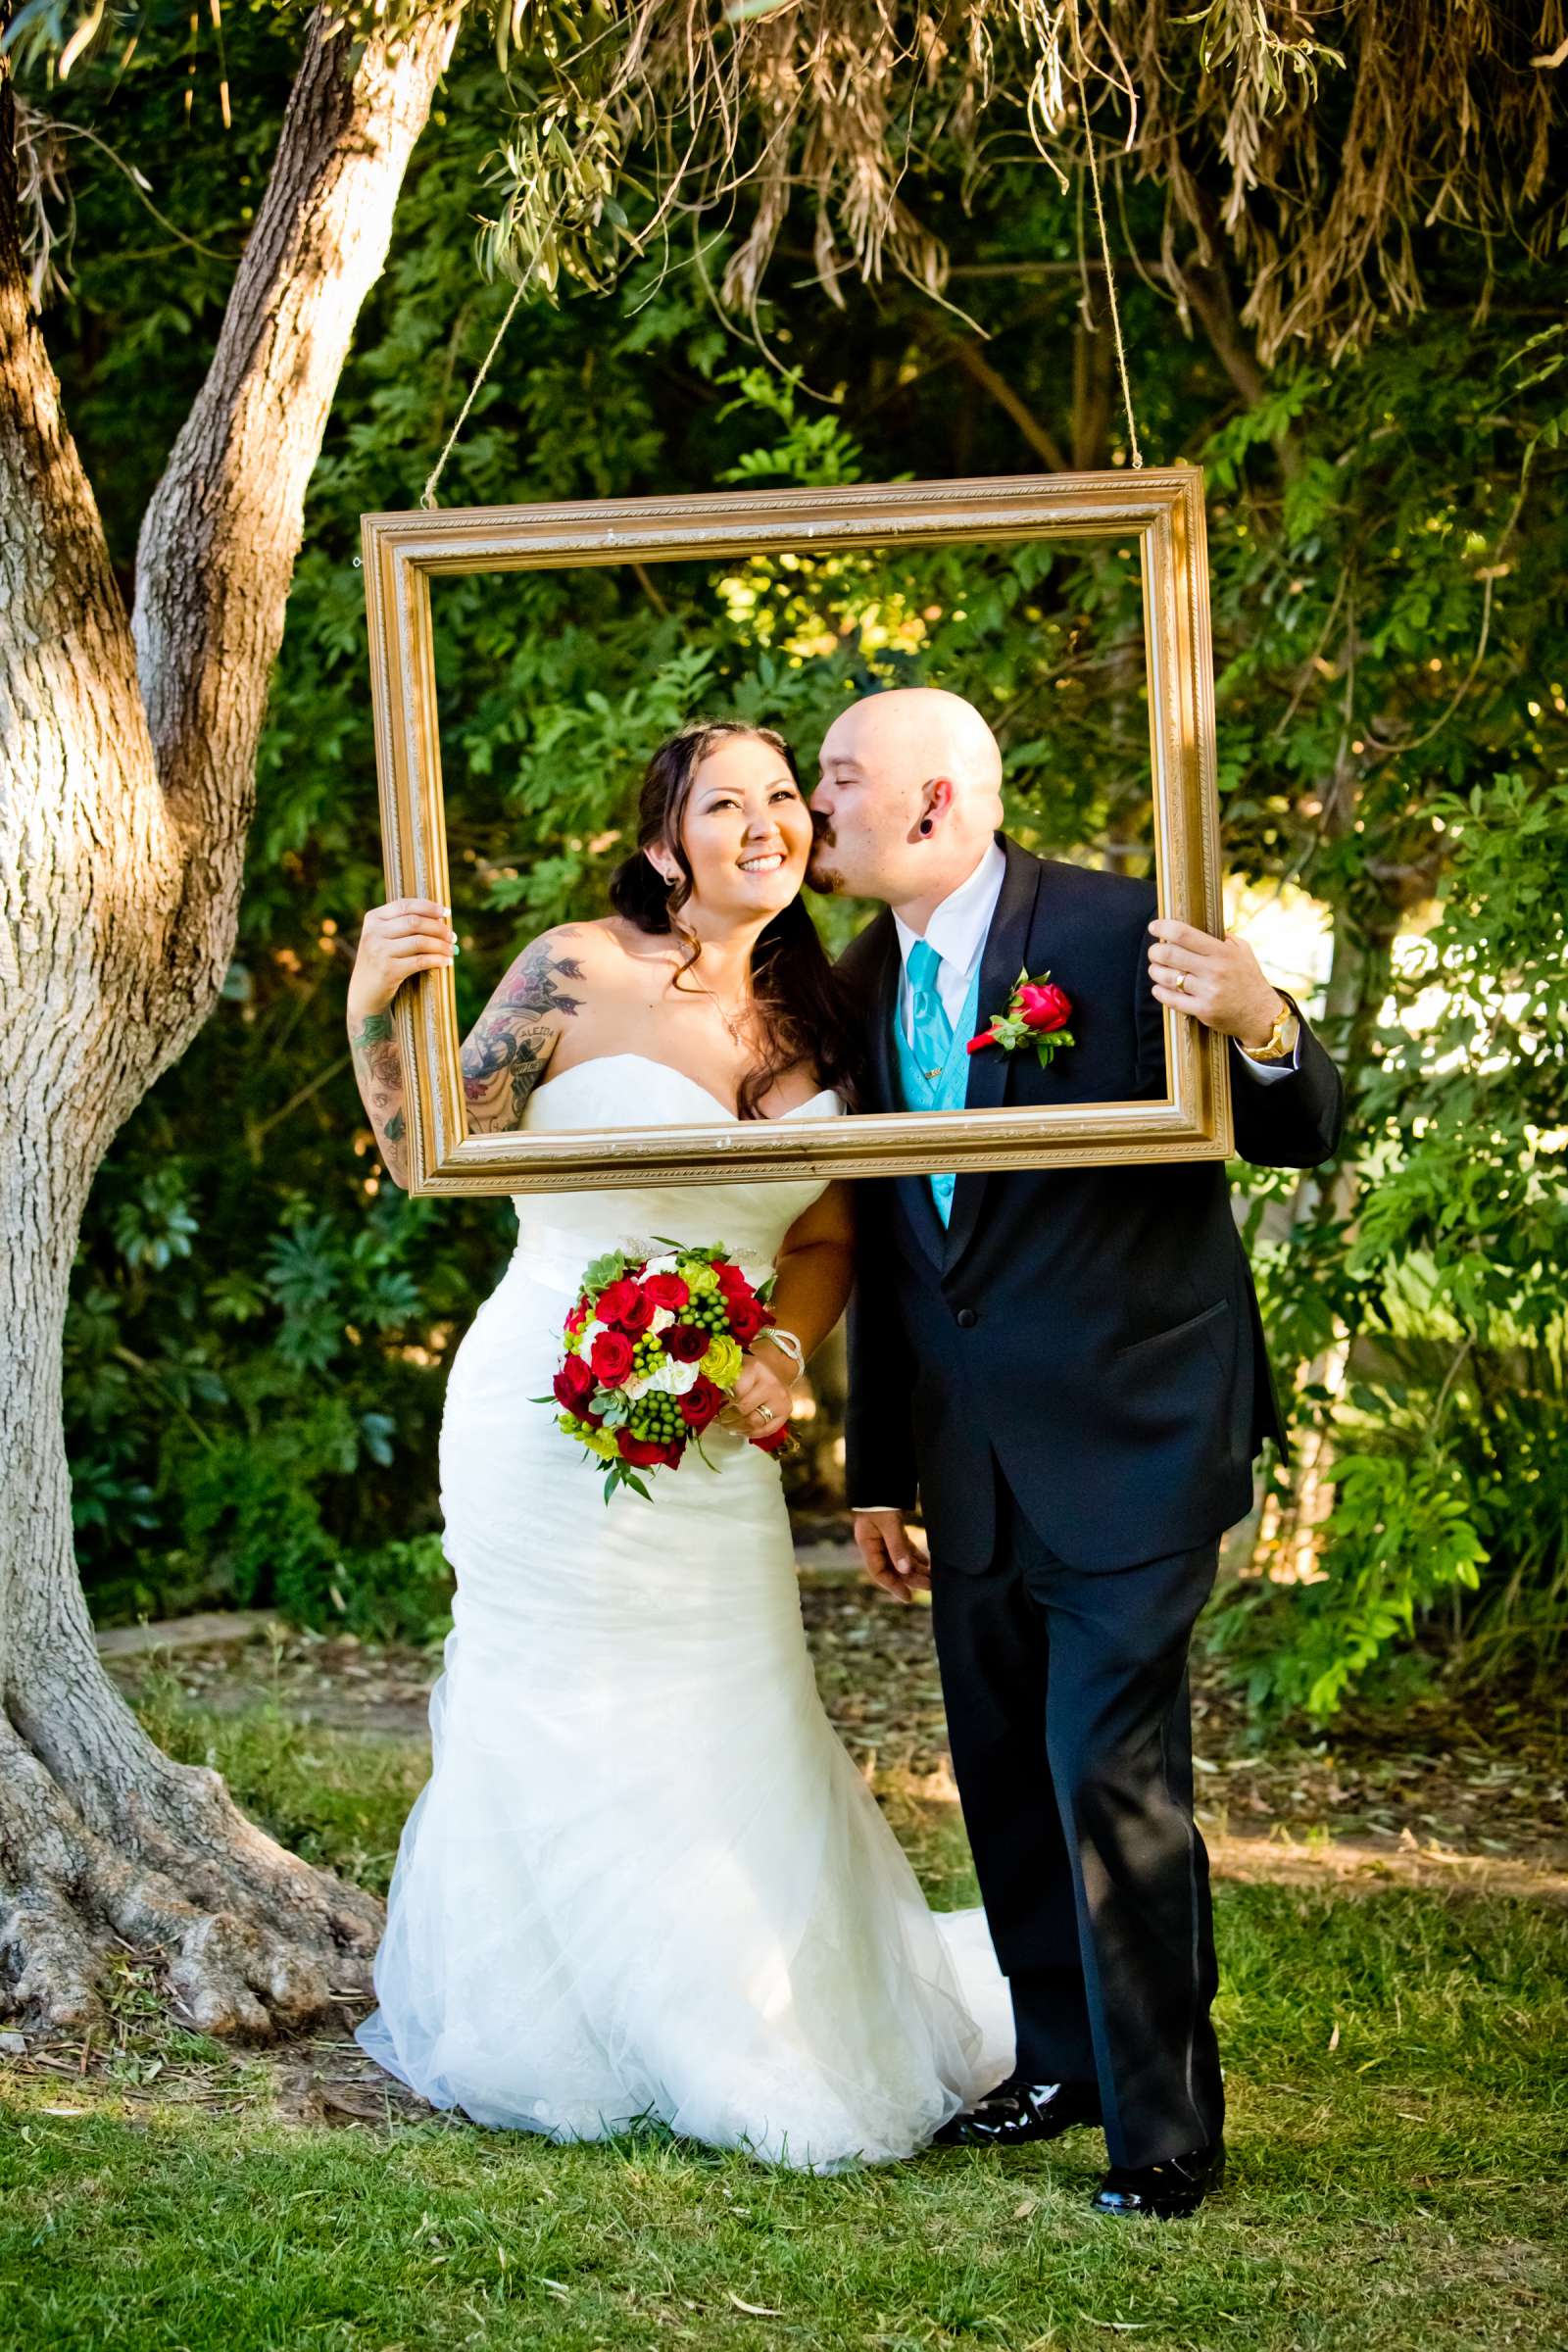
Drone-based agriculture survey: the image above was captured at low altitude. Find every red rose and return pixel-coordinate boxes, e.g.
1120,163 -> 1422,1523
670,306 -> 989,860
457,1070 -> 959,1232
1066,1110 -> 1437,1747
589,1328 -> 635,1387
750,1418 -> 793,1454
663,1322 -> 710,1363
714,1260 -> 749,1296
595,1277 -> 654,1336
678,1376 -> 725,1431
1018,981 -> 1072,1033
617,1430 -> 683,1469
643,1271 -> 690,1312
726,1294 -> 766,1348
553,1356 -> 595,1411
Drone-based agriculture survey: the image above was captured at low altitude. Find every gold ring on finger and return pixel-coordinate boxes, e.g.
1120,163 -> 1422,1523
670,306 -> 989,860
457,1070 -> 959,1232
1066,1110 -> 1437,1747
1174,971 -> 1188,993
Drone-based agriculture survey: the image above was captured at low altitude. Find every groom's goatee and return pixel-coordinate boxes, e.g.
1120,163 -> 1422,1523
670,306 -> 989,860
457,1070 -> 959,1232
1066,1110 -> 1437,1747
808,818 -> 843,896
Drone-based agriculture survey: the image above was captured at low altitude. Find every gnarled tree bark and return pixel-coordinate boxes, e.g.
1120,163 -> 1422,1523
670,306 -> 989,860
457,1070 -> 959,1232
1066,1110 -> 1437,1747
0,3 -> 464,2034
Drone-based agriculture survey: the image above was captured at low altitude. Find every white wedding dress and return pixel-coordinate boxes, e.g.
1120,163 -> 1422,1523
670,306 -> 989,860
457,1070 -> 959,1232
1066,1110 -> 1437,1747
356,1054 -> 1013,2170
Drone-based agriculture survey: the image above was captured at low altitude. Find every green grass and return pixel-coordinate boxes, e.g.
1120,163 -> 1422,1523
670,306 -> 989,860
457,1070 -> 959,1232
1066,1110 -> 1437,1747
131,1675 -> 435,1899
2,1705 -> 1565,2352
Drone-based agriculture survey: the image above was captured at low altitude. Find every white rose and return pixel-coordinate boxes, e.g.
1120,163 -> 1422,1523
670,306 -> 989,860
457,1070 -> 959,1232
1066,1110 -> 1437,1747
649,1304 -> 675,1335
642,1354 -> 701,1396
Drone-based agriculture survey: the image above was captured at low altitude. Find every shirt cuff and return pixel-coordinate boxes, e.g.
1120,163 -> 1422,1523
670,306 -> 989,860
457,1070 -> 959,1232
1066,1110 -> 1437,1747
1235,998 -> 1302,1081
1235,1041 -> 1299,1083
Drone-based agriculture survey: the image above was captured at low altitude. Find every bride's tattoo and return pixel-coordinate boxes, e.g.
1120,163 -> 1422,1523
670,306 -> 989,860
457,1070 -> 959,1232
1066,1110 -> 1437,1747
462,931 -> 585,1127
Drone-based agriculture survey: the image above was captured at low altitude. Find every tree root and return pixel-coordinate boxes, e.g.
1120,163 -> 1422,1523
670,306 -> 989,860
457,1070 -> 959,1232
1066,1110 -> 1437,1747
0,1708 -> 383,2037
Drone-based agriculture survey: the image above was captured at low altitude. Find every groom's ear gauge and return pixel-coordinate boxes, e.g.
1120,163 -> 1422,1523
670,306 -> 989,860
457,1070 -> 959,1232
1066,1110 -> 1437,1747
916,774 -> 953,836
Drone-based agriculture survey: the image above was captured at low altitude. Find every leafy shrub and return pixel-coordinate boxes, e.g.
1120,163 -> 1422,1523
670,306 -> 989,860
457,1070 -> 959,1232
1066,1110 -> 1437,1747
1215,769 -> 1568,1715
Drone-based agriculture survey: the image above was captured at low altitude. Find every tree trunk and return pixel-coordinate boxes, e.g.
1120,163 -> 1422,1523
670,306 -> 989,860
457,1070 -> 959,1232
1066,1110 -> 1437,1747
1246,905 -> 1395,1584
0,5 -> 464,2034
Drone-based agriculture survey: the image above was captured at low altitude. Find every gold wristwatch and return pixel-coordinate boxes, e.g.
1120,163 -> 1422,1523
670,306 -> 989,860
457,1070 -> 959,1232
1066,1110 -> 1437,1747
1244,994 -> 1299,1062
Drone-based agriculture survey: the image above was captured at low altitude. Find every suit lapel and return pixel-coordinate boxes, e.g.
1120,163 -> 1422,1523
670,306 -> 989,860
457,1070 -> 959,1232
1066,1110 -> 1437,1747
859,908 -> 902,1117
858,907 -> 946,1269
942,836 -> 1045,1272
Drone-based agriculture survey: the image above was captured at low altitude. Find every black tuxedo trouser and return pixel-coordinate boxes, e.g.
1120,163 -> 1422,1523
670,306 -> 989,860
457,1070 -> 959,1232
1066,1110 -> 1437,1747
928,1464 -> 1224,2171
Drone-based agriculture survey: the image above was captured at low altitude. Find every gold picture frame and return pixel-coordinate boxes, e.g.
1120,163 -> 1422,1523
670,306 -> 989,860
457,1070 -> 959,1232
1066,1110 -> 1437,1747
359,467 -> 1232,1195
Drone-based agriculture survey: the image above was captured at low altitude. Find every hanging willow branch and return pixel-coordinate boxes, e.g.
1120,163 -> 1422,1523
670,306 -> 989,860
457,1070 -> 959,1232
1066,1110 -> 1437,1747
437,0 -> 1564,363
13,0 -> 1565,358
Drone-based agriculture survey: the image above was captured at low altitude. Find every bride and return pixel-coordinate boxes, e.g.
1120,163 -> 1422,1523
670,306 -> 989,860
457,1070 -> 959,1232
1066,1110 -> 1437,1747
344,718 -> 1011,2169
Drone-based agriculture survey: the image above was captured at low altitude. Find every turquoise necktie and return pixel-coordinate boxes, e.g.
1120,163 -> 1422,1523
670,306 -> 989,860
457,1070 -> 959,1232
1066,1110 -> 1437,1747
906,939 -> 953,1086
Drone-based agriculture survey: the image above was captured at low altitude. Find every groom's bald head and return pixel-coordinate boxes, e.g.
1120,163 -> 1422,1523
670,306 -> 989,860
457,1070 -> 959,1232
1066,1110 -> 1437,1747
808,688 -> 1004,913
830,689 -> 1004,806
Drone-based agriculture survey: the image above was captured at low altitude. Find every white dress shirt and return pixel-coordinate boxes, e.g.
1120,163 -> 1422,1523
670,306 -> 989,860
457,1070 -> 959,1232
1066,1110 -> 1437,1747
851,848 -> 1300,1510
893,839 -> 1008,1048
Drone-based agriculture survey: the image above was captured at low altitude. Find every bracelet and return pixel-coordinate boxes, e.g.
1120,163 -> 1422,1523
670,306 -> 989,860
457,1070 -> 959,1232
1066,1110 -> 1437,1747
754,1326 -> 806,1375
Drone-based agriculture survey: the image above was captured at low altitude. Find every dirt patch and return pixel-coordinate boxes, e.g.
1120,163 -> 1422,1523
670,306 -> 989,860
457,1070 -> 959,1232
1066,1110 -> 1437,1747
1200,1829 -> 1568,1902
269,2035 -> 449,2130
100,1582 -> 1568,1890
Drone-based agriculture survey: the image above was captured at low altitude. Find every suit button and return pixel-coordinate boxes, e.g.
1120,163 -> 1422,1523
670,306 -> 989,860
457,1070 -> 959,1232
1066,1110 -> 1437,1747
955,1307 -> 979,1329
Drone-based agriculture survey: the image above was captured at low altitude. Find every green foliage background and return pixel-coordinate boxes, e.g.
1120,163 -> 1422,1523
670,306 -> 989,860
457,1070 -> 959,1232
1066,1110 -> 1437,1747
40,14 -> 1568,1710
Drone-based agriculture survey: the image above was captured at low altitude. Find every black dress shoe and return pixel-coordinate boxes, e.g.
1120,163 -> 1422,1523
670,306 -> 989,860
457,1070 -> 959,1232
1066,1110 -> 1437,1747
932,2078 -> 1102,2149
1091,2139 -> 1226,2219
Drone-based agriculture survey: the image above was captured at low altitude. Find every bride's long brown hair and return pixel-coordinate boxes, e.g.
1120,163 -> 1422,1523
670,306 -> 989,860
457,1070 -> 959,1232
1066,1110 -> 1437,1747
608,720 -> 862,1118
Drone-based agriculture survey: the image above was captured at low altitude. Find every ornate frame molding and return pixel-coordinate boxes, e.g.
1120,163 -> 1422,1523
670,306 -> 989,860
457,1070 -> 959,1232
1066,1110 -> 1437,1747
359,468 -> 1232,1193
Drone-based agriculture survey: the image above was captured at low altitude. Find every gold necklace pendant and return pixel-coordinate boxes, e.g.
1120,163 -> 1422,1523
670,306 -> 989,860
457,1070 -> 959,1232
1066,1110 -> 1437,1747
695,977 -> 754,1047
665,942 -> 754,1045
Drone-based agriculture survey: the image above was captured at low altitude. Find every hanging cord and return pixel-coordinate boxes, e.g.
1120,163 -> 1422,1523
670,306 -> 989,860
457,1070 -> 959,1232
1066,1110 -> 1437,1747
1080,104 -> 1143,469
1064,0 -> 1144,475
418,279 -> 528,512
415,57 -> 1143,501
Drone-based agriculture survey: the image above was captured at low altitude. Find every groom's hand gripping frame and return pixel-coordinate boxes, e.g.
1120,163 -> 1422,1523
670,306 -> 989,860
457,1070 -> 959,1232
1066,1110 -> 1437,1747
1146,919 -> 1292,1054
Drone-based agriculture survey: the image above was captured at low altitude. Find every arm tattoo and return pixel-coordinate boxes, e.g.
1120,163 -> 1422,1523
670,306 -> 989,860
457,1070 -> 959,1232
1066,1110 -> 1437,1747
349,1009 -> 411,1186
461,932 -> 585,1129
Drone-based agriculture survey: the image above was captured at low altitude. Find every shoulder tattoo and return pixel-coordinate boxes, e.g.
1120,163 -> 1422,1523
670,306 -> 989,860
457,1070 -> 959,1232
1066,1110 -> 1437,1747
461,929 -> 586,1128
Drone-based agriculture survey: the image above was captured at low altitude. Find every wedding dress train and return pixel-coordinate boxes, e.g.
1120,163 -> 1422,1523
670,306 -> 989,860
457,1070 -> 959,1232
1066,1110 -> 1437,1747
356,1054 -> 1013,2170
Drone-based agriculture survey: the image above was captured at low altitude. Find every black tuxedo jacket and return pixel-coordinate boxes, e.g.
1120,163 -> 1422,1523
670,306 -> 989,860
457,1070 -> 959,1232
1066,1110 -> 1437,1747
840,835 -> 1346,1571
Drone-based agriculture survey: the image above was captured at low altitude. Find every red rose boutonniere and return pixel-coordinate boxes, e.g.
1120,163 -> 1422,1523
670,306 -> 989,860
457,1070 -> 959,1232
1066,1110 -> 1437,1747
966,967 -> 1076,1069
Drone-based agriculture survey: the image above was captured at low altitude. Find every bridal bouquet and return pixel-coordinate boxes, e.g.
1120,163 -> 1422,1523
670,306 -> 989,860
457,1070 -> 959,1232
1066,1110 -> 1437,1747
542,1242 -> 794,1501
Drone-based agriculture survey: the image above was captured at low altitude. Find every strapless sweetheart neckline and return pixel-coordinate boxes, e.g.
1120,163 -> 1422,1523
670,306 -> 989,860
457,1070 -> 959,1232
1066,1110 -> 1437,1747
531,1051 -> 840,1125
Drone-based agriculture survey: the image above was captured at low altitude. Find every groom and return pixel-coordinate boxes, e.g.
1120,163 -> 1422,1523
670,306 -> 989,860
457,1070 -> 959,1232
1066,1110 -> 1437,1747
809,688 -> 1343,2220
